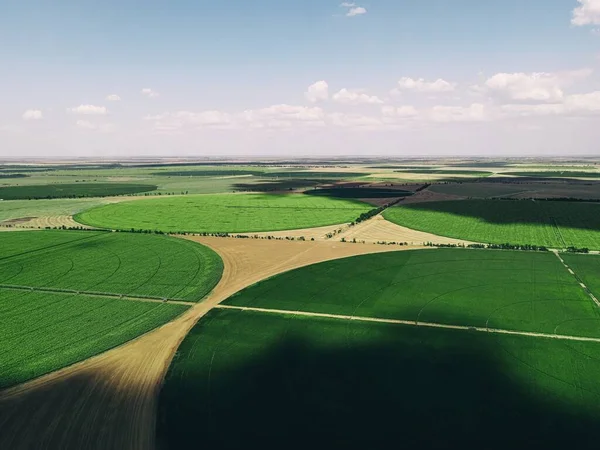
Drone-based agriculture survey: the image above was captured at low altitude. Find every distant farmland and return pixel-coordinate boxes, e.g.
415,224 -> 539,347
0,230 -> 223,387
505,171 -> 600,178
75,193 -> 372,233
384,200 -> 600,249
160,248 -> 600,450
0,183 -> 157,200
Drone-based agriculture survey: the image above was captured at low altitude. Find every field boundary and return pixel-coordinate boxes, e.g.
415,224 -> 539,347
553,252 -> 600,308
215,304 -> 600,343
0,285 -> 194,306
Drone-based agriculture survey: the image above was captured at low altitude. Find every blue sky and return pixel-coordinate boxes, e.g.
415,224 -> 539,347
1,0 -> 599,157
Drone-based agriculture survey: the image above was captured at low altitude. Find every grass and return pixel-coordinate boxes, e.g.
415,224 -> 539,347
0,183 -> 157,200
0,230 -> 223,301
74,193 -> 372,233
383,200 -> 600,249
305,187 -> 412,199
0,289 -> 188,388
158,308 -> 600,450
225,249 -> 600,337
429,183 -> 532,198
152,170 -> 262,177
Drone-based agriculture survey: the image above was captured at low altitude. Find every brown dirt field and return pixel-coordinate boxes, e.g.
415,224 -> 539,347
0,237 -> 417,450
336,215 -> 475,245
0,216 -> 37,225
238,223 -> 348,240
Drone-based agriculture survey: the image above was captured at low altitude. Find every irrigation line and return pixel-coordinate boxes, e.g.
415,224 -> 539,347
0,284 -> 194,306
216,305 -> 600,344
552,252 -> 600,308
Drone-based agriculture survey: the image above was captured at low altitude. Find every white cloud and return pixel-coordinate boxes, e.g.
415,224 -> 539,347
305,80 -> 329,103
22,109 -> 43,120
146,110 -> 233,129
382,105 -> 419,118
68,104 -> 108,115
106,94 -> 121,101
500,91 -> 600,117
572,0 -> 600,25
340,2 -> 367,17
141,88 -> 159,98
393,77 -> 456,93
482,69 -> 592,102
75,120 -> 116,132
429,103 -> 487,122
328,112 -> 383,129
332,88 -> 384,105
242,104 -> 325,129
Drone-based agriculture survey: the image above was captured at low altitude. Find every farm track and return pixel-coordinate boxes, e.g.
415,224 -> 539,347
553,251 -> 600,308
0,237 -> 415,450
215,305 -> 600,343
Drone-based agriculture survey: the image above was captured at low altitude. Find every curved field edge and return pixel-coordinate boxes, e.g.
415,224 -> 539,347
72,194 -> 372,234
0,231 -> 225,388
0,230 -> 225,302
383,200 -> 600,250
0,295 -> 190,389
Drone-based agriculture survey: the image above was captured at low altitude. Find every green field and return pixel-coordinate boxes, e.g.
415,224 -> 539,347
153,170 -> 261,177
305,187 -> 412,199
0,183 -> 157,200
0,230 -> 223,387
225,249 -> 600,336
262,171 -> 367,179
505,171 -> 600,178
74,194 -> 372,233
158,308 -> 600,449
0,231 -> 223,300
384,200 -> 600,249
0,289 -> 188,388
396,169 -> 492,176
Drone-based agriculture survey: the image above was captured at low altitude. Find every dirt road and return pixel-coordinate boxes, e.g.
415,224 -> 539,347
0,237 -> 415,450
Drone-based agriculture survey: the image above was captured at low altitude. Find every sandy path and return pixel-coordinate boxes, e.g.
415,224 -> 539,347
217,305 -> 600,343
335,215 -> 475,246
0,237 -> 415,450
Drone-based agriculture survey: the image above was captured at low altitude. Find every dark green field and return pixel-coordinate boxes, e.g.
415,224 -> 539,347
384,200 -> 600,249
153,170 -> 261,177
0,230 -> 223,387
225,249 -> 600,336
505,171 -> 600,178
305,187 -> 412,199
0,183 -> 157,200
395,169 -> 492,176
159,308 -> 600,450
262,171 -> 366,179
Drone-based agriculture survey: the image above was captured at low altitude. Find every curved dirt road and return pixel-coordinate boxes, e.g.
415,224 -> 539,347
0,237 -> 417,450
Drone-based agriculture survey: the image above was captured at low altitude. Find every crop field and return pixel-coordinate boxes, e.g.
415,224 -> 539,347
153,170 -> 262,177
74,194 -> 372,233
225,249 -> 600,336
305,187 -> 413,199
158,308 -> 600,449
0,289 -> 188,388
0,231 -> 223,300
505,171 -> 600,178
395,169 -> 493,176
261,171 -> 367,179
0,183 -> 157,200
0,198 -> 110,224
383,200 -> 600,249
0,230 -> 223,387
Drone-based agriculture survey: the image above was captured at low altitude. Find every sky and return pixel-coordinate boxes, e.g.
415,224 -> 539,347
1,0 -> 600,158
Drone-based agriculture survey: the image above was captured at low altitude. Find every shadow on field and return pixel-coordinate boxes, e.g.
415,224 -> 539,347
233,179 -> 334,192
392,198 -> 600,231
157,314 -> 600,450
